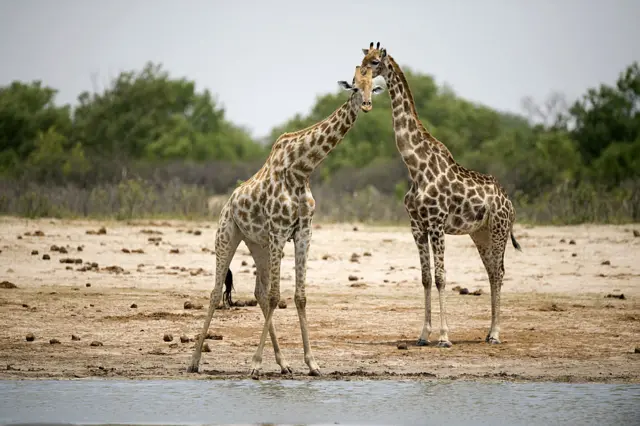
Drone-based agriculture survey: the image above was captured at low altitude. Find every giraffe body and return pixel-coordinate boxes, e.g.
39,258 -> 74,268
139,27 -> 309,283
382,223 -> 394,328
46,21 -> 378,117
361,42 -> 521,347
188,66 -> 384,377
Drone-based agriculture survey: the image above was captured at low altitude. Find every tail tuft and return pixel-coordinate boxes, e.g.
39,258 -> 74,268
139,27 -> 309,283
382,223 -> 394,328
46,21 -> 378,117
510,232 -> 522,252
223,269 -> 234,307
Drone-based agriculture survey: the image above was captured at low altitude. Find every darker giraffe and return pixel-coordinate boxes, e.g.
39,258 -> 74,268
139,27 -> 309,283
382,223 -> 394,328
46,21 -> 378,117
361,42 -> 521,347
187,66 -> 384,377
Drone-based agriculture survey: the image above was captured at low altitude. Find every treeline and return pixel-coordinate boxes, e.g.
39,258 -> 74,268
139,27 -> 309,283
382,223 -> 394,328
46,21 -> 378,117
0,60 -> 638,223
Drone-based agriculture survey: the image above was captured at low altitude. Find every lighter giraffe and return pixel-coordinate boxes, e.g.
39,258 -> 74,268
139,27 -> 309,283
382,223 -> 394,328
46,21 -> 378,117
361,42 -> 521,347
188,66 -> 385,377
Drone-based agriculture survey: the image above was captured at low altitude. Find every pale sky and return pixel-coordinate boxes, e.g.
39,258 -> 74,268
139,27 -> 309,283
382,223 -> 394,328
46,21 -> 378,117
1,0 -> 638,138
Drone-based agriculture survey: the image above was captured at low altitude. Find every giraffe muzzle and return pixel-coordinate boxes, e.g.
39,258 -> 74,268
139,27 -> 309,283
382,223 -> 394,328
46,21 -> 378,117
361,101 -> 372,112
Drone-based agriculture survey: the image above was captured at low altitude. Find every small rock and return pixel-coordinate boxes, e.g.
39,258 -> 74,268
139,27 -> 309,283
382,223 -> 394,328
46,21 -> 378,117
571,253 -> 577,257
348,275 -> 359,281
194,230 -> 202,236
163,333 -> 173,342
241,260 -> 248,266
49,338 -> 61,345
17,235 -> 22,239
25,333 -> 35,342
246,299 -> 258,307
184,301 -> 194,310
0,281 -> 17,289
205,332 -> 223,340
278,300 -> 287,309
471,289 -> 483,296
569,239 -> 576,245
22,303 -> 29,308
452,285 -> 461,292
131,249 -> 144,254
321,254 -> 332,260
353,226 -> 359,231
633,230 -> 640,237
459,288 -> 470,295
59,247 -> 68,254
71,335 -> 81,341
77,246 -> 83,252
605,294 -> 626,300
33,230 -> 45,236
169,248 -> 179,254
130,303 -> 138,309
363,251 -> 372,257
601,260 -> 611,265
397,343 -> 408,350
90,341 -> 103,347
234,300 -> 246,307
31,250 -> 39,255
85,283 -> 91,287
350,253 -> 360,263
635,347 -> 640,354
559,238 -> 566,243
180,335 -> 190,343
203,343 -> 211,352
42,254 -> 50,260
122,248 -> 130,253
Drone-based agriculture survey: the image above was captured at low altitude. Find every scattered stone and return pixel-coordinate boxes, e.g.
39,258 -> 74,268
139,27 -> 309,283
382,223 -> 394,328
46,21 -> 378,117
0,281 -> 17,289
348,275 -> 359,281
571,253 -> 577,257
104,265 -> 124,274
25,333 -> 35,342
605,294 -> 626,300
132,249 -> 144,254
140,229 -> 163,235
569,239 -> 576,245
65,266 -> 73,270
148,237 -> 162,243
190,268 -> 205,276
17,235 -> 22,239
85,283 -> 91,287
278,300 -> 287,309
203,343 -> 211,352
459,288 -> 470,295
42,254 -> 50,260
633,230 -> 640,238
22,304 -> 29,308
471,289 -> 483,296
49,338 -> 61,345
353,226 -> 359,231
234,300 -> 246,307
452,285 -> 461,292
184,301 -> 203,310
163,333 -> 173,342
350,283 -> 367,288
363,251 -> 372,257
168,343 -> 178,348
194,230 -> 202,236
321,254 -> 332,260
635,347 -> 640,354
601,260 -> 611,265
60,258 -> 83,264
180,335 -> 190,343
50,245 -> 59,251
130,303 -> 138,309
71,335 -> 81,341
169,248 -> 179,254
559,238 -> 566,243
246,298 -> 258,307
122,248 -> 131,253
241,260 -> 248,266
205,332 -> 223,340
397,342 -> 408,350
350,253 -> 360,263
31,250 -> 39,255
77,246 -> 83,252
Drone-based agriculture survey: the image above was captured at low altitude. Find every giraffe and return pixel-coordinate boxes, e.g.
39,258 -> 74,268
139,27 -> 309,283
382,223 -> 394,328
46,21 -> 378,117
187,65 -> 385,377
360,42 -> 522,347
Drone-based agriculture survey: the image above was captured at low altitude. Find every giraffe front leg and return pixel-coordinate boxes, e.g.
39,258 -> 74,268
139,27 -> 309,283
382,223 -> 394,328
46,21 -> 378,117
410,221 -> 432,346
293,223 -> 320,376
250,234 -> 286,379
486,246 -> 506,345
429,225 -> 452,348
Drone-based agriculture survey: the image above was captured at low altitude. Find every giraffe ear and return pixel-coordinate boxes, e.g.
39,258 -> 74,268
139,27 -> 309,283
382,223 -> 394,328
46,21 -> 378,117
338,81 -> 354,91
380,48 -> 387,58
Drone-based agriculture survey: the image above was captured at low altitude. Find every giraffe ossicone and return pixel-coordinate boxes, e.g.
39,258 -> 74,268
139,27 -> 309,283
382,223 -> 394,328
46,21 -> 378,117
187,64 -> 385,378
360,41 -> 522,347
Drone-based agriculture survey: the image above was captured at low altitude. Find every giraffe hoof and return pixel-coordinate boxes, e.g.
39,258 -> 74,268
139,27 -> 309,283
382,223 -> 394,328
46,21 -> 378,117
186,364 -> 199,373
281,366 -> 293,375
250,369 -> 262,380
416,339 -> 429,346
436,340 -> 452,348
309,369 -> 322,377
487,337 -> 501,345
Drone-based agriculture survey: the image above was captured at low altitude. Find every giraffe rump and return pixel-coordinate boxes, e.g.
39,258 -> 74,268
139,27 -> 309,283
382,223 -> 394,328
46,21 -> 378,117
223,269 -> 234,306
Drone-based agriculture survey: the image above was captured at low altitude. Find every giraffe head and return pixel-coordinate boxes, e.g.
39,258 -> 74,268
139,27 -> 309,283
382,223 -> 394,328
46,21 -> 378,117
337,65 -> 384,113
360,41 -> 389,79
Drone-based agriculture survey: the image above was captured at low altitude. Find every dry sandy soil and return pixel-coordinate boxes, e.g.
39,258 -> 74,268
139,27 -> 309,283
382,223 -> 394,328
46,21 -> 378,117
1,216 -> 639,383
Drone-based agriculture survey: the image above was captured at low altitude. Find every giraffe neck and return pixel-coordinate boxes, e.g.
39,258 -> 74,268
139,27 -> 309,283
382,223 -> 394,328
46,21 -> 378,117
275,94 -> 361,182
382,56 -> 454,181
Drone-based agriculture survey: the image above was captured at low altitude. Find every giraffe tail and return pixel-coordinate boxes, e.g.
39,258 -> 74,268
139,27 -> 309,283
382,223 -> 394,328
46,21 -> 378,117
223,269 -> 234,307
510,231 -> 522,252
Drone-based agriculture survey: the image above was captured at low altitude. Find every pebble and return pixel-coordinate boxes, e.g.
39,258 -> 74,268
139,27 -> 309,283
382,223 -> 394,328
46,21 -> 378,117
25,333 -> 35,342
163,333 -> 173,342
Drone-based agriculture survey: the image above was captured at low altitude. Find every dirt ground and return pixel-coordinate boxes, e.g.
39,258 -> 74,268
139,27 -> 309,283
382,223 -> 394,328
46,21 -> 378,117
1,216 -> 639,383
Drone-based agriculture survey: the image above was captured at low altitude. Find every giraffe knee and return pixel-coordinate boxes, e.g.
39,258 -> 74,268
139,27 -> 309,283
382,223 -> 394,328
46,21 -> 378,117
294,293 -> 306,309
268,294 -> 280,309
